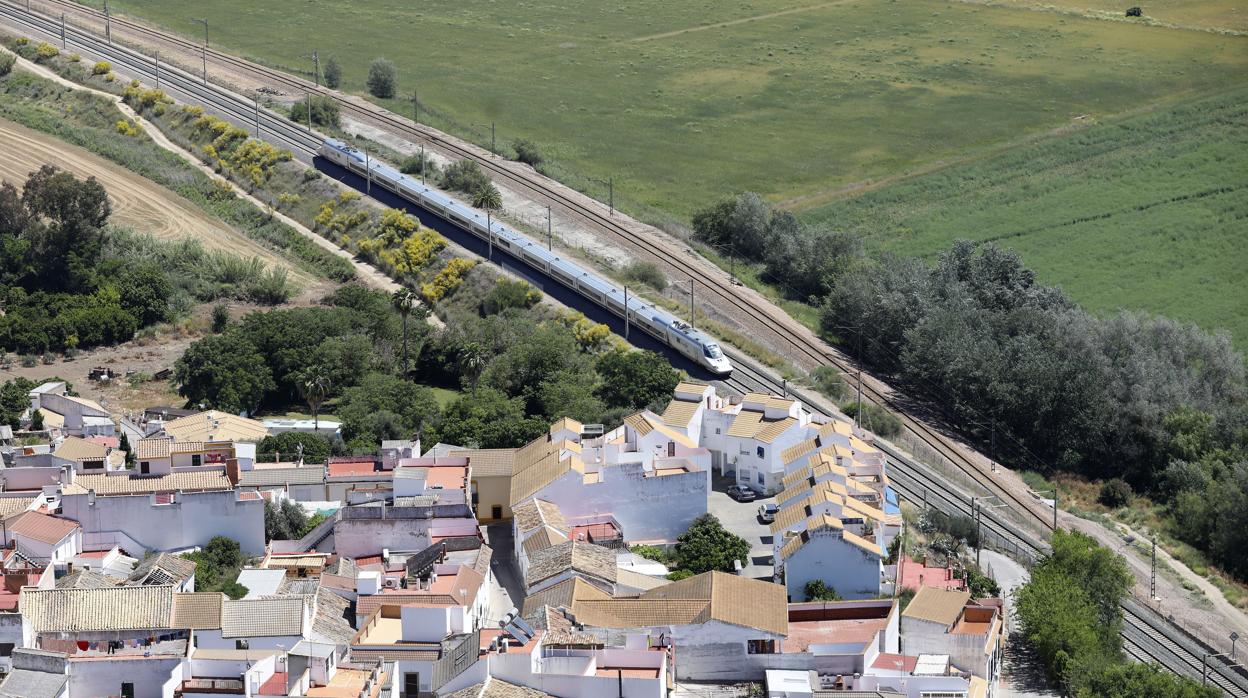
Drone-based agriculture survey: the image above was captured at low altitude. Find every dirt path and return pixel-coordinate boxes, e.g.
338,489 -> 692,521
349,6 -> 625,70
628,1 -> 857,43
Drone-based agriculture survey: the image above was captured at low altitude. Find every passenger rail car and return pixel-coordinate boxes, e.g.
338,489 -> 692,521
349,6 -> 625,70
318,138 -> 732,376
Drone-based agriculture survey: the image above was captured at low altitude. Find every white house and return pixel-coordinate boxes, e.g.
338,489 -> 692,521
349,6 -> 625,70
3,511 -> 81,566
28,382 -> 114,438
57,468 -> 266,556
900,587 -> 1002,686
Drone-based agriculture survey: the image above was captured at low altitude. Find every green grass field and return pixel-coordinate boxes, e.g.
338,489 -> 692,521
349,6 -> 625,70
104,0 -> 1247,224
802,88 -> 1248,345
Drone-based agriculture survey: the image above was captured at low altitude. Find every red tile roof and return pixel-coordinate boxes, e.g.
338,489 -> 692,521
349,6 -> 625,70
257,672 -> 287,695
328,461 -> 385,478
897,555 -> 966,591
7,511 -> 80,545
872,653 -> 918,673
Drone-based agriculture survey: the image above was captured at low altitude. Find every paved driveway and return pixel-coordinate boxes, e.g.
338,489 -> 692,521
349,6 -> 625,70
708,475 -> 776,581
483,523 -> 525,625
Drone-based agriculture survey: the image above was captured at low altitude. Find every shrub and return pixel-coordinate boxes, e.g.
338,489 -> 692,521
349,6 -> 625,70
92,60 -> 111,75
68,53 -> 81,62
482,278 -> 541,315
841,402 -> 901,438
0,53 -> 15,78
804,579 -> 841,601
512,139 -> 543,167
621,260 -> 667,291
323,55 -> 341,89
211,304 -> 230,333
440,159 -> 492,196
421,258 -> 476,303
290,94 -> 340,128
20,355 -> 37,368
399,152 -> 440,179
666,569 -> 694,581
1098,478 -> 1133,508
276,192 -> 301,209
104,72 -> 116,83
366,57 -> 396,98
34,42 -> 58,59
811,365 -> 848,400
115,119 -> 142,137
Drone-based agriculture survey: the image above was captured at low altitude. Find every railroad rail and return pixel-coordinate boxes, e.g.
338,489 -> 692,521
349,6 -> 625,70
3,3 -> 1246,692
20,0 -> 1053,532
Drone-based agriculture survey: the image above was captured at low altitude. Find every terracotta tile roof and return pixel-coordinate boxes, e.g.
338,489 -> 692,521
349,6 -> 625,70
902,587 -> 971,627
525,541 -> 617,588
0,497 -> 35,519
326,460 -> 382,478
781,437 -> 820,465
571,571 -> 787,635
163,410 -> 268,443
770,502 -> 810,534
520,577 -> 612,618
660,399 -> 700,428
238,465 -> 326,487
509,436 -> 583,505
20,584 -> 174,632
513,499 -> 567,534
350,647 -> 439,662
445,678 -> 554,698
64,470 -> 234,496
673,381 -> 710,396
56,569 -> 117,590
129,553 -> 197,586
872,652 -> 918,673
725,410 -> 764,438
755,417 -> 798,444
7,511 -> 79,545
549,417 -> 583,435
221,597 -> 305,637
172,592 -> 224,629
779,532 -> 807,560
614,568 -> 670,592
136,437 -> 173,460
623,412 -> 654,437
53,436 -> 108,462
450,448 -> 517,478
522,527 -> 568,557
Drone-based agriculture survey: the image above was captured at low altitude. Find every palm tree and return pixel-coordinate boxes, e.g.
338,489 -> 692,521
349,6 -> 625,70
458,341 -> 487,395
472,183 -> 502,211
300,371 -> 332,432
392,288 -> 415,375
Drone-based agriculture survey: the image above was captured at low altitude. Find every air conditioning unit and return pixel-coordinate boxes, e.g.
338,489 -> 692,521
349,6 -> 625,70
382,578 -> 399,589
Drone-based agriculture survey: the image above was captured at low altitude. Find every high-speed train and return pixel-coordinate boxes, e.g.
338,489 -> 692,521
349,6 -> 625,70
318,138 -> 732,376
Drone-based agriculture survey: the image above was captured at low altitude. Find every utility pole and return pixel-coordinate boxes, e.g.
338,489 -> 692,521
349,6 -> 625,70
1232,632 -> 1239,660
1151,537 -> 1157,599
313,50 -> 320,86
364,148 -> 371,196
546,205 -> 552,250
486,210 -> 493,261
623,286 -> 630,340
253,94 -> 260,137
103,0 -> 111,44
304,91 -> 312,132
155,51 -> 160,89
491,121 -> 496,156
686,280 -> 695,324
990,418 -> 997,473
190,18 -> 208,85
608,177 -> 614,215
419,144 -> 426,184
412,88 -> 419,126
855,329 -> 864,427
60,13 -> 66,49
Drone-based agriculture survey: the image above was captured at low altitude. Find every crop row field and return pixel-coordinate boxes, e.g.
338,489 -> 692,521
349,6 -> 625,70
802,87 -> 1248,345
99,0 -> 1247,222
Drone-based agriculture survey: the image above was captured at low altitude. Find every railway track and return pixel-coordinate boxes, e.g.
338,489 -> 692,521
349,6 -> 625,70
3,4 -> 1246,692
22,0 -> 1053,533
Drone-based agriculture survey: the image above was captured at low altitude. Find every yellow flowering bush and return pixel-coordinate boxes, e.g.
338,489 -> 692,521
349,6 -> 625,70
421,259 -> 476,303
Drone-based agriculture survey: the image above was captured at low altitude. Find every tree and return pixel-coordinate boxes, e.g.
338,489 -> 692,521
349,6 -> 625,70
21,166 -> 111,292
211,303 -> 230,333
220,581 -> 249,600
392,288 -> 415,375
181,536 -> 246,593
804,579 -> 841,601
674,514 -> 750,574
119,431 -> 136,466
481,279 -> 540,316
264,499 -> 309,541
472,182 -> 502,211
457,341 -> 488,395
323,55 -> 341,89
258,432 -> 333,464
174,332 -> 275,414
594,350 -> 680,411
299,370 -> 332,432
338,372 -> 440,447
440,160 -> 492,196
0,377 -> 35,428
366,58 -> 396,98
29,408 -> 44,431
116,263 -> 172,326
434,387 -> 548,448
1073,662 -> 1219,698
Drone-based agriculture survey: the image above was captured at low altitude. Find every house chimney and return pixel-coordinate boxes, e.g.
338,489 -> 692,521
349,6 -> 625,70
225,459 -> 241,486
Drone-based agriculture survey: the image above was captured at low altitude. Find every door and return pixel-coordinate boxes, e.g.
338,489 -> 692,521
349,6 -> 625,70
403,672 -> 420,697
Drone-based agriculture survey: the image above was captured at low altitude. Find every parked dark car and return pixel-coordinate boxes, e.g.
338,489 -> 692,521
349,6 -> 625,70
727,485 -> 758,502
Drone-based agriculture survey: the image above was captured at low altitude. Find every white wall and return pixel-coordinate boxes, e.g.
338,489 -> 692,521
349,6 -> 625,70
194,630 -> 304,652
400,606 -> 454,643
332,518 -> 434,559
670,621 -> 785,681
529,463 -> 708,543
66,656 -> 182,698
783,533 -> 882,600
59,490 -> 265,556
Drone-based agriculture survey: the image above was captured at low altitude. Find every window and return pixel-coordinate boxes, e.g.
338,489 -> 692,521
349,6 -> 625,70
140,461 -> 150,475
667,441 -> 675,457
471,491 -> 480,505
746,639 -> 776,654
491,505 -> 503,520
757,472 -> 765,486
191,454 -> 202,467
756,446 -> 765,458
0,643 -> 13,656
121,683 -> 135,698
715,427 -> 721,435
235,640 -> 249,650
